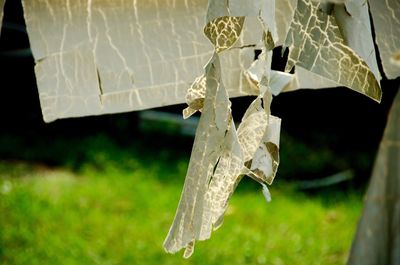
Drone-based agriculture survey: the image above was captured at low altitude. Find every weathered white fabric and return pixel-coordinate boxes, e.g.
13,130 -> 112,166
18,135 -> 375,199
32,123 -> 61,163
22,0 -> 259,122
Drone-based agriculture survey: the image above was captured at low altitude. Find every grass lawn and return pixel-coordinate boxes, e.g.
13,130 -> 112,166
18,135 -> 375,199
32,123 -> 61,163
0,133 -> 363,265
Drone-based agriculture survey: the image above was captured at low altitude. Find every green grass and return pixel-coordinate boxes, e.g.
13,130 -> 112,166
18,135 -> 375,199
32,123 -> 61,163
0,134 -> 363,265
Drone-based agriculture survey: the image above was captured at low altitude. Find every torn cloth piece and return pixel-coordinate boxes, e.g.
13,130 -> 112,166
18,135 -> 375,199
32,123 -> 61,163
368,0 -> 400,79
204,15 -> 245,53
284,0 -> 381,102
249,115 -> 281,185
169,46 -> 282,258
163,54 -> 238,256
164,48 -> 282,257
205,0 -> 279,52
333,0 -> 381,81
279,0 -> 381,92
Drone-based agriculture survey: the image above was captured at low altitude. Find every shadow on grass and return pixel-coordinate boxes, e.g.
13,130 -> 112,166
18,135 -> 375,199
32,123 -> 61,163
0,127 -> 193,184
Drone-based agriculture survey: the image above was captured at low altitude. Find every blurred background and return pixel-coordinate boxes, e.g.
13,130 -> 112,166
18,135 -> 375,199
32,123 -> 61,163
1,1 -> 399,264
